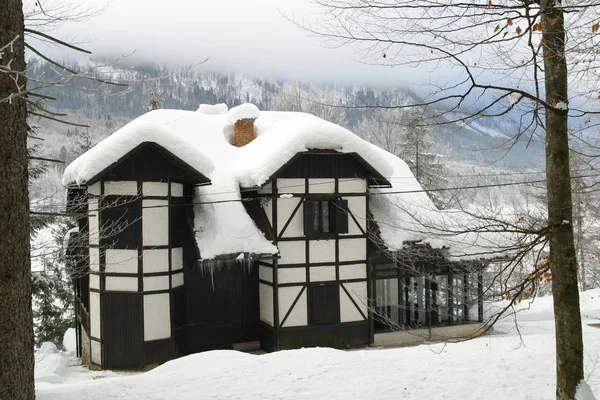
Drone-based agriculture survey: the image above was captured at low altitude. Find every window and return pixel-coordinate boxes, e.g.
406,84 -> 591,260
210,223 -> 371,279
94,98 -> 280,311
303,199 -> 348,236
101,198 -> 141,249
310,284 -> 339,325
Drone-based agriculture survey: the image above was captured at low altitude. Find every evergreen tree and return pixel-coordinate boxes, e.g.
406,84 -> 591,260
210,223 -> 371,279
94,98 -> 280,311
28,107 -> 76,349
400,110 -> 447,208
31,221 -> 75,349
402,111 -> 448,208
146,80 -> 165,111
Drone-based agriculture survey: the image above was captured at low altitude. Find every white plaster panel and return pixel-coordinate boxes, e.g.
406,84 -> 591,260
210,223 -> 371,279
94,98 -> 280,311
345,196 -> 367,235
144,276 -> 170,291
259,283 -> 274,326
340,285 -> 366,322
143,294 -> 171,341
104,181 -> 138,196
338,178 -> 367,193
278,268 -> 306,284
88,182 -> 101,196
89,274 -> 100,289
277,178 -> 305,194
91,340 -> 101,365
340,282 -> 368,322
258,182 -> 272,195
89,247 -> 100,272
310,266 -> 336,282
105,277 -> 138,292
277,241 -> 305,264
143,182 -> 169,197
259,265 -> 273,283
339,263 -> 367,280
171,247 -> 183,271
105,249 -> 138,274
339,238 -> 367,262
308,178 -> 335,194
88,198 -> 99,245
278,198 -> 303,238
143,249 -> 169,273
309,240 -> 335,263
142,200 -> 169,246
90,292 -> 101,338
279,286 -> 307,327
171,272 -> 184,288
170,183 -> 184,197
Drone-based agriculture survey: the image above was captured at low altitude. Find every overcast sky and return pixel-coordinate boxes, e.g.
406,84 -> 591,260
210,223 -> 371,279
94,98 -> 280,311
27,0 -> 422,86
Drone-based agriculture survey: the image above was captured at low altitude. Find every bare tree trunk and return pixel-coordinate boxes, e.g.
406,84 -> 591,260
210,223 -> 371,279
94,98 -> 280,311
541,1 -> 584,398
0,1 -> 35,399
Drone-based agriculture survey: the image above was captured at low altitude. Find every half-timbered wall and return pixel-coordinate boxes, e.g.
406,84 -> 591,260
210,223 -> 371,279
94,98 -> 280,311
86,179 -> 193,369
257,173 -> 371,351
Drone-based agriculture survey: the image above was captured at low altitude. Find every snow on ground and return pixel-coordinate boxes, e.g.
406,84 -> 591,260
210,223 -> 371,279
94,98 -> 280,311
36,290 -> 600,400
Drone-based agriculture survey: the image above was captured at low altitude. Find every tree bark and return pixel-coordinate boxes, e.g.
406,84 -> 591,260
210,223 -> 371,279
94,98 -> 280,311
0,1 -> 35,399
541,1 -> 584,398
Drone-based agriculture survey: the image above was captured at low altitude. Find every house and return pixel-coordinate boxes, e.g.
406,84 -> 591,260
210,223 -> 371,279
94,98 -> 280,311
64,103 -> 498,370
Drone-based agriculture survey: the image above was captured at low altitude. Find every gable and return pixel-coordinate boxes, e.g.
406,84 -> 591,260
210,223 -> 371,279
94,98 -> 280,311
262,150 -> 391,188
87,142 -> 211,185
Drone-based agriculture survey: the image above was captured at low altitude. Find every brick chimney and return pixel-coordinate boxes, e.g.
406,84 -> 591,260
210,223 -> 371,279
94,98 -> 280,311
234,118 -> 256,147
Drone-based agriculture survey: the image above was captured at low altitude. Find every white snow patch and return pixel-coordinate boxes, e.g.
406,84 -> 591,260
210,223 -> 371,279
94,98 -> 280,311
226,103 -> 260,124
555,101 -> 568,110
197,103 -> 228,115
509,91 -> 523,105
63,328 -> 77,354
35,343 -> 70,384
576,381 -> 597,400
62,227 -> 79,253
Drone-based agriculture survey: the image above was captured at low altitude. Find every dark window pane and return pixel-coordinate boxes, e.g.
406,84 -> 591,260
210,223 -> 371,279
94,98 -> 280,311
321,201 -> 330,233
101,197 -> 141,249
333,199 -> 349,234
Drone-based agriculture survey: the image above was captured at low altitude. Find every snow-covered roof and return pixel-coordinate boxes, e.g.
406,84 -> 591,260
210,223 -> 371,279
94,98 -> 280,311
64,103 -> 510,260
63,121 -> 215,186
369,150 -> 515,260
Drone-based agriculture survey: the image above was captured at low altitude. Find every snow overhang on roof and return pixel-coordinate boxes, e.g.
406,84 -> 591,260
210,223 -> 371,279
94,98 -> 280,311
62,104 -> 510,261
62,118 -> 215,186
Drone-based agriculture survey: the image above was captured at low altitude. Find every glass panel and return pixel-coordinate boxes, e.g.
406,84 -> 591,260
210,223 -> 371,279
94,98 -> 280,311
417,277 -> 426,324
454,276 -> 463,321
407,277 -> 418,326
375,278 -> 400,329
321,201 -> 330,233
312,201 -> 320,233
436,275 -> 449,325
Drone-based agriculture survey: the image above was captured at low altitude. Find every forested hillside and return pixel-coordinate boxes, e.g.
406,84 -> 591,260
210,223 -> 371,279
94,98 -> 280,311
28,58 -> 546,170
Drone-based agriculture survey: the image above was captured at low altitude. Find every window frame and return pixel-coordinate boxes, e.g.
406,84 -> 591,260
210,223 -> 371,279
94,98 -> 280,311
303,197 -> 349,238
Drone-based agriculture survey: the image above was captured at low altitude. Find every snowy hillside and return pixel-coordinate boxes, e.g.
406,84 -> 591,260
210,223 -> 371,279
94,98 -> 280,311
28,58 -> 545,170
35,291 -> 600,400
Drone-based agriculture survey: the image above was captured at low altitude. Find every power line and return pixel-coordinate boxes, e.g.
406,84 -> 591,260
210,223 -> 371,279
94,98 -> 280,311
36,173 -> 599,215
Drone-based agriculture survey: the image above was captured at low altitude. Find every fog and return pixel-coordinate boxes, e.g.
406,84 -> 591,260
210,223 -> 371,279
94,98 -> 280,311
25,0 -> 428,86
